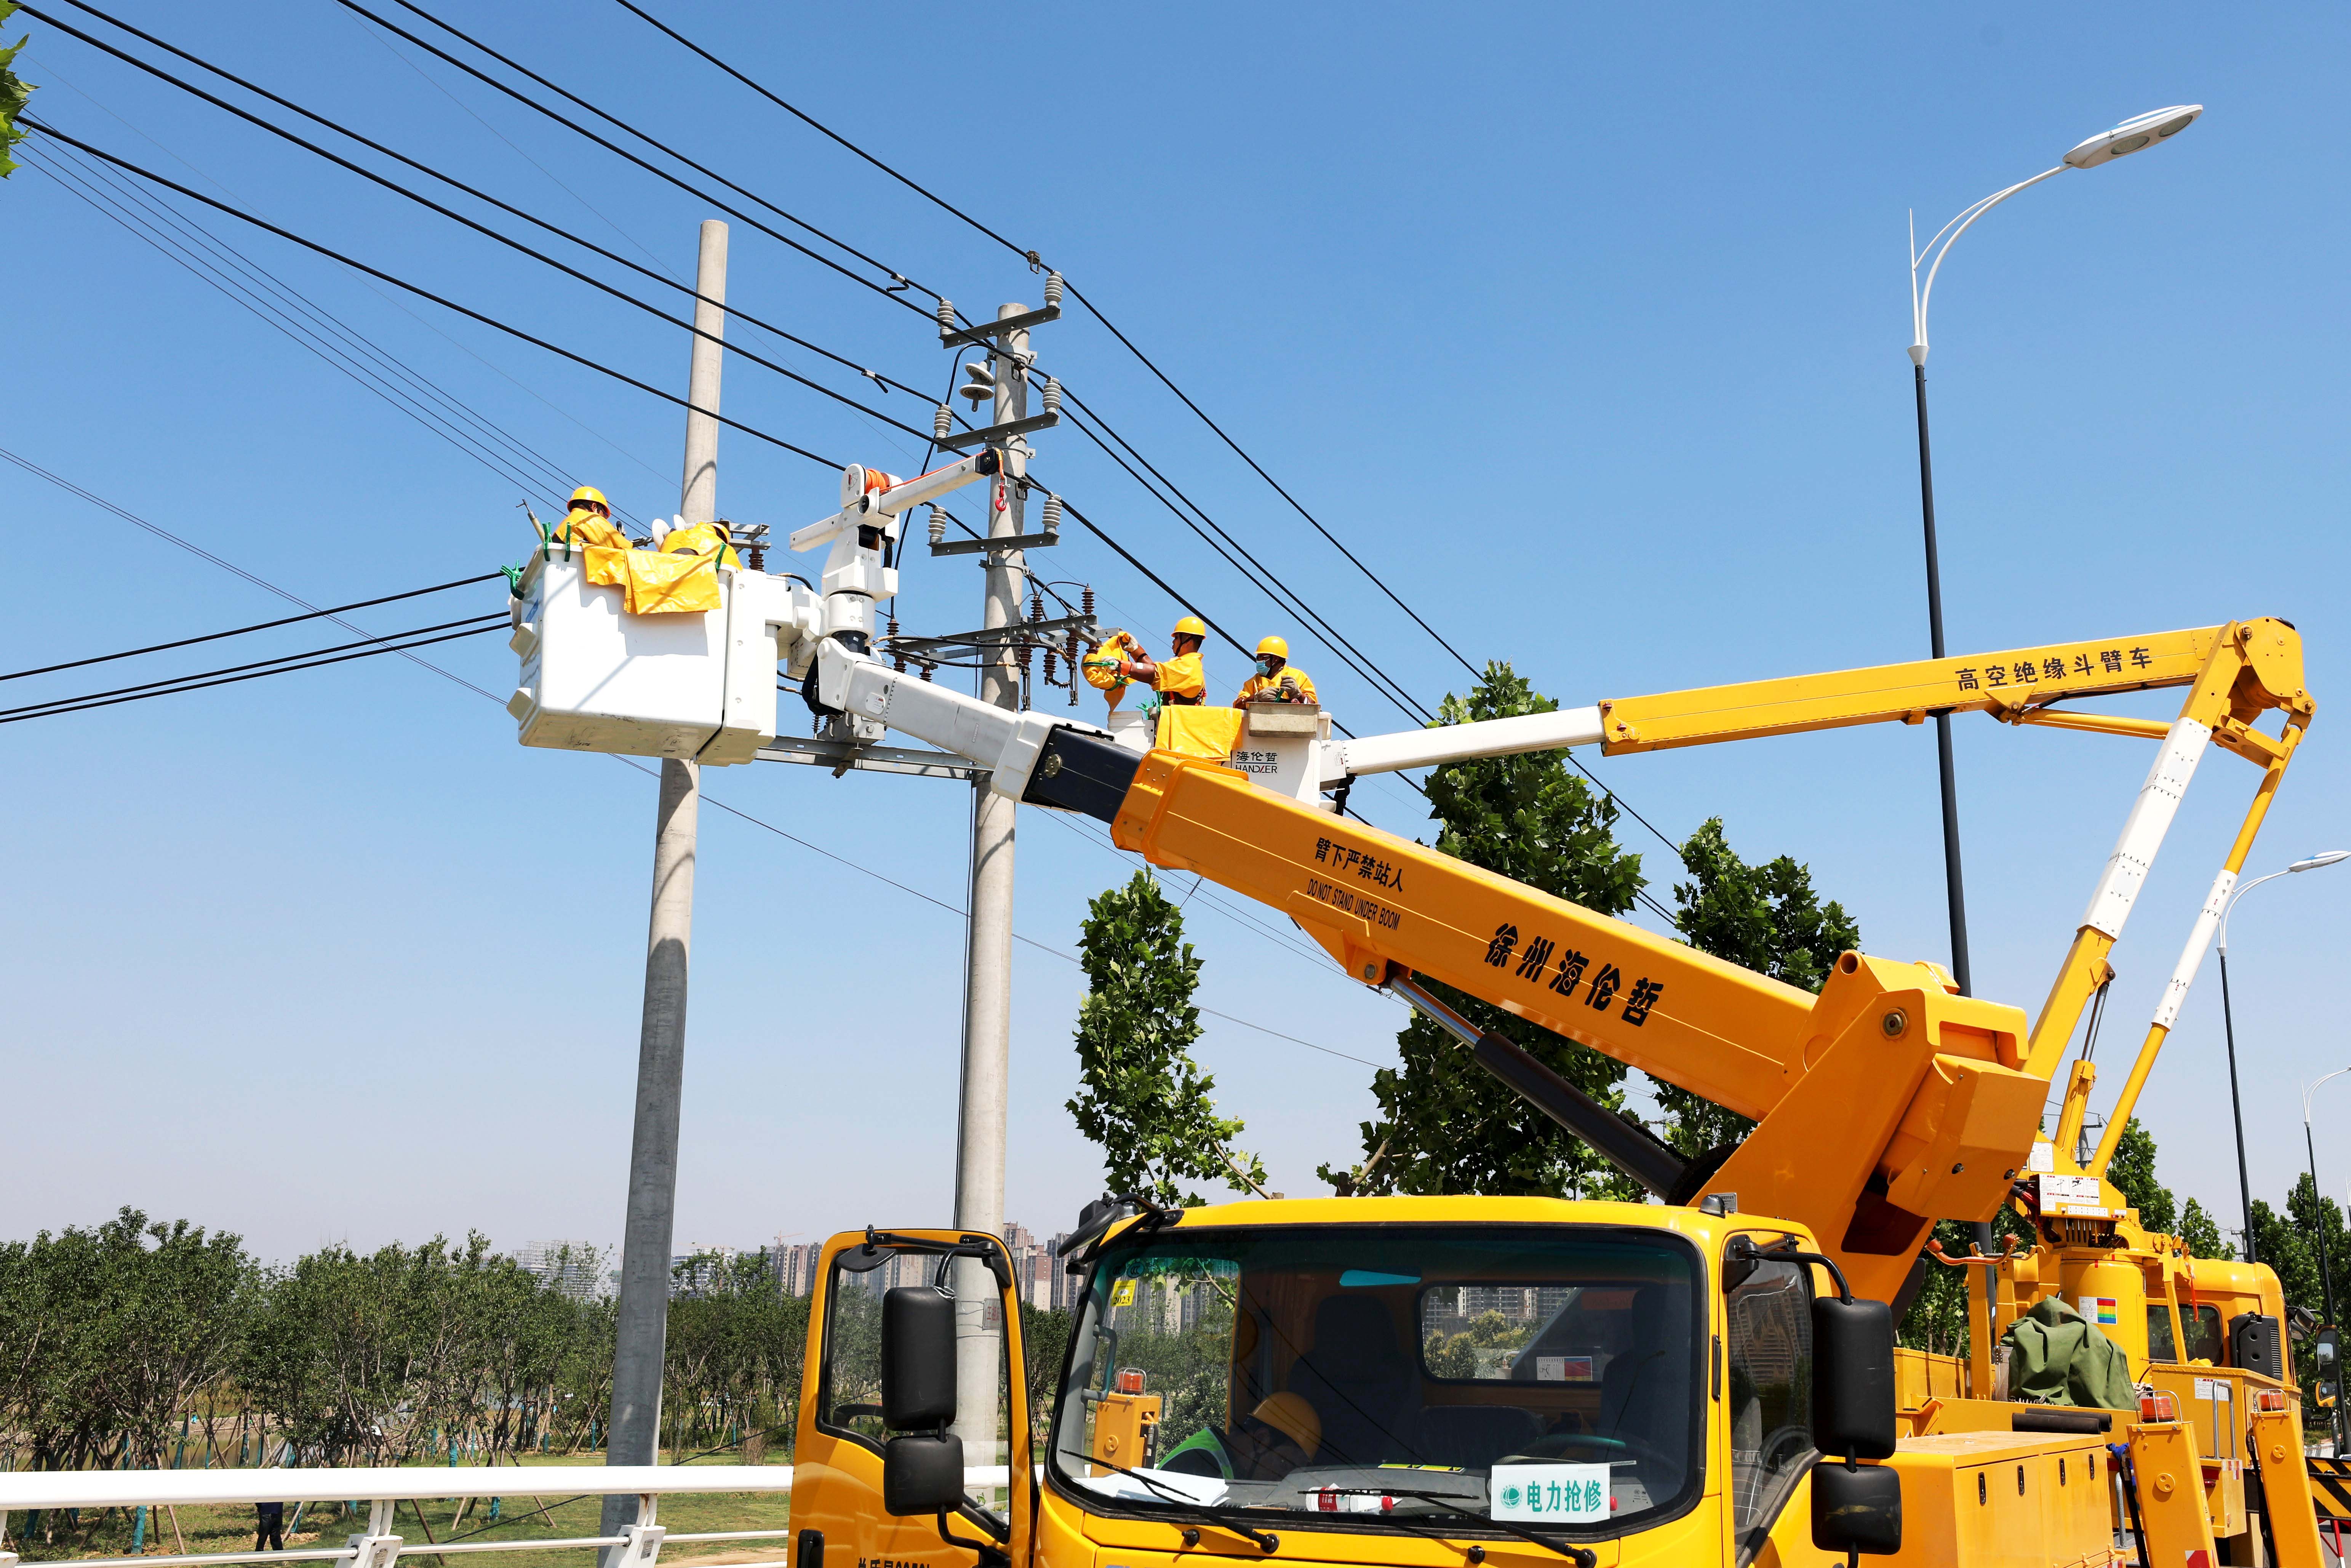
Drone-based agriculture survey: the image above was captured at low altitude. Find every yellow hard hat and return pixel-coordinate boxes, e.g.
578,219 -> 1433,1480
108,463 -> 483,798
1250,1393 -> 1320,1458
1172,615 -> 1208,639
569,485 -> 610,515
1254,635 -> 1289,660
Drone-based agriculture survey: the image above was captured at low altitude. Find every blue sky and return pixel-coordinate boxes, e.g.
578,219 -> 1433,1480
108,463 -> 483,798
6,2 -> 2345,1264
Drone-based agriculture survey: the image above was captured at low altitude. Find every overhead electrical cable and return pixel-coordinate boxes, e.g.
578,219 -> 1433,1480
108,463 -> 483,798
0,620 -> 506,725
28,4 -> 963,416
603,0 -> 1479,678
330,0 -> 942,321
1049,396 -> 1435,725
16,18 -> 945,448
27,142 -> 592,523
0,572 -> 502,680
23,119 -> 852,474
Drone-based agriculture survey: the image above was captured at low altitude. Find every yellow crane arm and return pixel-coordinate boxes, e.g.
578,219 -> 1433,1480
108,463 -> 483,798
1106,747 -> 2041,1305
818,614 -> 2310,1298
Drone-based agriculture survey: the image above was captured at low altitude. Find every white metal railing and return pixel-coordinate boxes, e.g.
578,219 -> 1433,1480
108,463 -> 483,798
0,1465 -> 1012,1568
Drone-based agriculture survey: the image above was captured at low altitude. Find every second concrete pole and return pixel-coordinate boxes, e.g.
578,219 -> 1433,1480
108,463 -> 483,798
600,219 -> 727,1555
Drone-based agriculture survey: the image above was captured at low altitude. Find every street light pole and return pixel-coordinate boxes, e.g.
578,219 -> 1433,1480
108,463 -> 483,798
2215,851 -> 2351,1265
1903,104 -> 2202,996
1908,355 -> 1971,995
2305,1068 -> 2351,1449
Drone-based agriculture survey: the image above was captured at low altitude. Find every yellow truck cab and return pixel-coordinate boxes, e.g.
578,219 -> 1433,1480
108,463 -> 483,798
787,1198 -> 2121,1568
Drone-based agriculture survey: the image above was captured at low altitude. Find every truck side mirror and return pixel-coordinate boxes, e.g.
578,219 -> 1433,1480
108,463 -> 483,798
883,1431 -> 967,1517
1809,1293 -> 1901,1556
881,1283 -> 965,1518
1812,1296 -> 1897,1460
1811,1460 -> 1902,1556
882,1285 -> 958,1431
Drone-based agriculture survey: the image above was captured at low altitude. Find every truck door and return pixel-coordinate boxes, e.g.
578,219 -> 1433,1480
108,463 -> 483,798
787,1230 -> 1029,1568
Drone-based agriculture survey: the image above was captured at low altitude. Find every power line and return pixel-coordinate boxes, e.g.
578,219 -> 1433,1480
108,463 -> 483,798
19,14 -> 944,450
602,0 -> 1478,677
33,2 -> 967,414
0,571 -> 502,681
24,118 -> 854,475
45,3 -> 1462,759
2,443 -> 503,699
333,0 -> 941,320
26,140 -> 598,524
1050,398 -> 1435,727
0,621 -> 506,725
13,133 -> 1326,760
609,0 -> 1033,272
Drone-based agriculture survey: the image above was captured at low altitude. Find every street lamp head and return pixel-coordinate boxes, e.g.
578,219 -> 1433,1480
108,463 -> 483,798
2062,105 -> 2203,170
2292,851 -> 2351,872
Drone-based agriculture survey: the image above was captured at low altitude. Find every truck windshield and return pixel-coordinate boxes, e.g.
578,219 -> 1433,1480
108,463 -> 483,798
1048,1223 -> 1702,1538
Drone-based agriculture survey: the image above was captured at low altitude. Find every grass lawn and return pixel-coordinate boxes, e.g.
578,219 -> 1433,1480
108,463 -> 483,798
8,1451 -> 797,1568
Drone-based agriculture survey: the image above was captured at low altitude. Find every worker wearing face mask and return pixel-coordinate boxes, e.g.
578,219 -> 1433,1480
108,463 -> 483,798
1233,635 -> 1315,706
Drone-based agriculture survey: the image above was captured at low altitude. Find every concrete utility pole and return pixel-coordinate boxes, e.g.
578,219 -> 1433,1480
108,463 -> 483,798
952,302 -> 1028,1465
600,219 -> 726,1555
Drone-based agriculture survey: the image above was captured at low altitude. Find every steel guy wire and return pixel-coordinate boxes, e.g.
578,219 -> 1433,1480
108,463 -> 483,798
32,3 -> 969,420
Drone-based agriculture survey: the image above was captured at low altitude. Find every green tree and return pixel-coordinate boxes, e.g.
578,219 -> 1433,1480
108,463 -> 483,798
662,1250 -> 811,1457
1322,663 -> 1648,1199
2104,1118 -> 2178,1234
0,2 -> 32,178
1018,1304 -> 1073,1443
2178,1198 -> 2228,1261
1070,870 -> 1265,1206
1656,817 -> 1860,1158
0,1208 -> 257,1473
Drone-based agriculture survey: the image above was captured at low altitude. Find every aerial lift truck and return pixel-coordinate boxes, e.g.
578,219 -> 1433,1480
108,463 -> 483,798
508,454 -> 2320,1565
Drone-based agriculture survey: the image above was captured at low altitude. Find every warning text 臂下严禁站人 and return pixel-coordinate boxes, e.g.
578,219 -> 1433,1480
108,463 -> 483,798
1311,835 -> 1406,893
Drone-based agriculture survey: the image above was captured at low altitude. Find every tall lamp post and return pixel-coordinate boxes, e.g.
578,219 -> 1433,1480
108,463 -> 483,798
2305,1067 -> 2351,1450
2216,850 -> 2351,1264
1905,104 -> 2203,996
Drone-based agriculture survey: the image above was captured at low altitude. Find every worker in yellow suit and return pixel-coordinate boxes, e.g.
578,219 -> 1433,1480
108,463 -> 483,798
552,485 -> 628,550
1121,616 -> 1209,706
1233,635 -> 1316,706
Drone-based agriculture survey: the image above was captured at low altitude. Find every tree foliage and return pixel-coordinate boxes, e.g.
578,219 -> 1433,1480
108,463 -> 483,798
1069,870 -> 1264,1206
2178,1198 -> 2228,1262
1322,664 -> 1647,1199
2104,1118 -> 2178,1234
0,1208 -> 255,1471
0,2 -> 32,179
1657,817 -> 1860,1158
663,1250 -> 811,1456
0,1209 -> 816,1503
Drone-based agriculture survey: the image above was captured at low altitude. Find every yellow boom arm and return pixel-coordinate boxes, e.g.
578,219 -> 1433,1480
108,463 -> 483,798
826,615 -> 2310,1301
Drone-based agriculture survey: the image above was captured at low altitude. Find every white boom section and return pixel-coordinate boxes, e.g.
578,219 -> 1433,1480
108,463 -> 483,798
1328,704 -> 1605,783
817,640 -> 1091,798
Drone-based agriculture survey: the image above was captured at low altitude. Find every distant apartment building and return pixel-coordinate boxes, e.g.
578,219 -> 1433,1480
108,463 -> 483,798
513,1240 -> 607,1301
768,1224 -> 1081,1313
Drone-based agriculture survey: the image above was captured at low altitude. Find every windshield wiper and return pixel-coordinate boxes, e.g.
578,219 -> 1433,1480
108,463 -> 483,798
1063,1449 -> 1280,1553
1358,1488 -> 1598,1568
